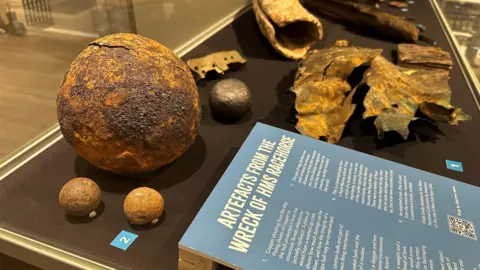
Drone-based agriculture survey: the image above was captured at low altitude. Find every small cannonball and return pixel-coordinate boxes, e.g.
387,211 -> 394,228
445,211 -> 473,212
209,78 -> 252,123
59,177 -> 101,217
124,187 -> 164,225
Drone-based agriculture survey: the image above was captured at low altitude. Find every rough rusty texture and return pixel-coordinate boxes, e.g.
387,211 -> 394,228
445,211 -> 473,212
186,51 -> 247,80
124,187 -> 164,225
59,178 -> 101,216
335,40 -> 350,47
304,0 -> 419,42
398,43 -> 453,70
373,108 -> 415,139
57,33 -> 201,175
291,46 -> 382,143
362,56 -> 471,138
347,0 -> 380,3
389,1 -> 408,8
253,0 -> 323,59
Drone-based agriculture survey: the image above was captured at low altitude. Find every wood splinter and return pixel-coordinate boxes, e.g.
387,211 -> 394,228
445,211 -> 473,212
389,1 -> 408,8
397,43 -> 453,70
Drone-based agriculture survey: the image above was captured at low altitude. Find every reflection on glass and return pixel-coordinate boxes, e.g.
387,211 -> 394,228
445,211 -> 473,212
0,0 -> 246,160
3,0 -> 475,161
438,0 -> 480,80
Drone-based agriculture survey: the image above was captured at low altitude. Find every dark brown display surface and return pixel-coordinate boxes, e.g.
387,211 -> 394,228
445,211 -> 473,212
1,2 -> 480,270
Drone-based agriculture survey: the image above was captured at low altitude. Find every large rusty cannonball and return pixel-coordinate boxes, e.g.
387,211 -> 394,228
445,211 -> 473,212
57,33 -> 201,175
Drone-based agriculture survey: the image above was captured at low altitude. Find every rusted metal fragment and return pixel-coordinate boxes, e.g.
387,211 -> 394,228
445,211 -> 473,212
295,46 -> 383,87
374,108 -> 416,139
398,43 -> 453,70
362,56 -> 470,138
293,78 -> 356,143
252,0 -> 323,59
303,0 -> 419,42
335,40 -> 350,47
401,68 -> 451,105
292,46 -> 382,143
419,103 -> 471,125
389,1 -> 408,8
400,68 -> 471,124
186,51 -> 247,79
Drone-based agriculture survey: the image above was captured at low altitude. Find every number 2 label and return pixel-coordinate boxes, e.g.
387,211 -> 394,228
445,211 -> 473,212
120,237 -> 130,244
110,230 -> 138,250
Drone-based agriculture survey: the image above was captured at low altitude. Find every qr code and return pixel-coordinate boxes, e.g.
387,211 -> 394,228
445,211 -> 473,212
448,215 -> 477,240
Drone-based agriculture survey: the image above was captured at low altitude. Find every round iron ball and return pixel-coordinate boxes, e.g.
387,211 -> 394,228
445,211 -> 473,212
59,178 -> 101,217
124,187 -> 164,225
209,78 -> 252,123
56,33 -> 201,175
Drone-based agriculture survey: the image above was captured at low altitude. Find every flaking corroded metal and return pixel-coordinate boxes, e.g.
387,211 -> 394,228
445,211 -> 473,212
363,56 -> 471,138
291,45 -> 382,143
291,44 -> 470,143
57,33 -> 201,175
186,51 -> 247,79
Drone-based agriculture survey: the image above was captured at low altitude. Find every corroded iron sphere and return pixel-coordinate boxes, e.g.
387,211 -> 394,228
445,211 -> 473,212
124,187 -> 164,225
209,78 -> 252,123
59,177 -> 101,217
57,33 -> 201,175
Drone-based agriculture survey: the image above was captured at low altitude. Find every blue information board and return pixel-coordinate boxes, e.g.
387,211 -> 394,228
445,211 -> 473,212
180,123 -> 480,269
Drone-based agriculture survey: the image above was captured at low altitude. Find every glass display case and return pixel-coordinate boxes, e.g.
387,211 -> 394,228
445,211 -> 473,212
437,0 -> 480,74
435,0 -> 480,95
0,0 -> 479,269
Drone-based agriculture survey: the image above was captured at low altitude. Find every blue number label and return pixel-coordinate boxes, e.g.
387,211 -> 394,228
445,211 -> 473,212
110,230 -> 138,250
446,160 -> 463,172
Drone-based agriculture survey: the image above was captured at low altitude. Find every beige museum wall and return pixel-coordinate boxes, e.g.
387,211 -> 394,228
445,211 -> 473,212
133,0 -> 249,50
0,0 -> 249,160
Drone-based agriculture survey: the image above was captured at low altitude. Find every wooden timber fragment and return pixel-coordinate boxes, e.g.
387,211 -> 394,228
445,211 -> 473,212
252,0 -> 323,59
397,43 -> 453,70
303,0 -> 419,42
389,1 -> 408,8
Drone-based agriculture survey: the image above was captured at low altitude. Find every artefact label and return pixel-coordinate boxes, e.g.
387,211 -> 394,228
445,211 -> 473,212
446,160 -> 464,172
110,230 -> 138,251
180,123 -> 480,269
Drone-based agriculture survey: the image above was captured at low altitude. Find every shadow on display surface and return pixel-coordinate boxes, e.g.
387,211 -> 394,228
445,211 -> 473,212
73,135 -> 207,194
0,1 -> 480,269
